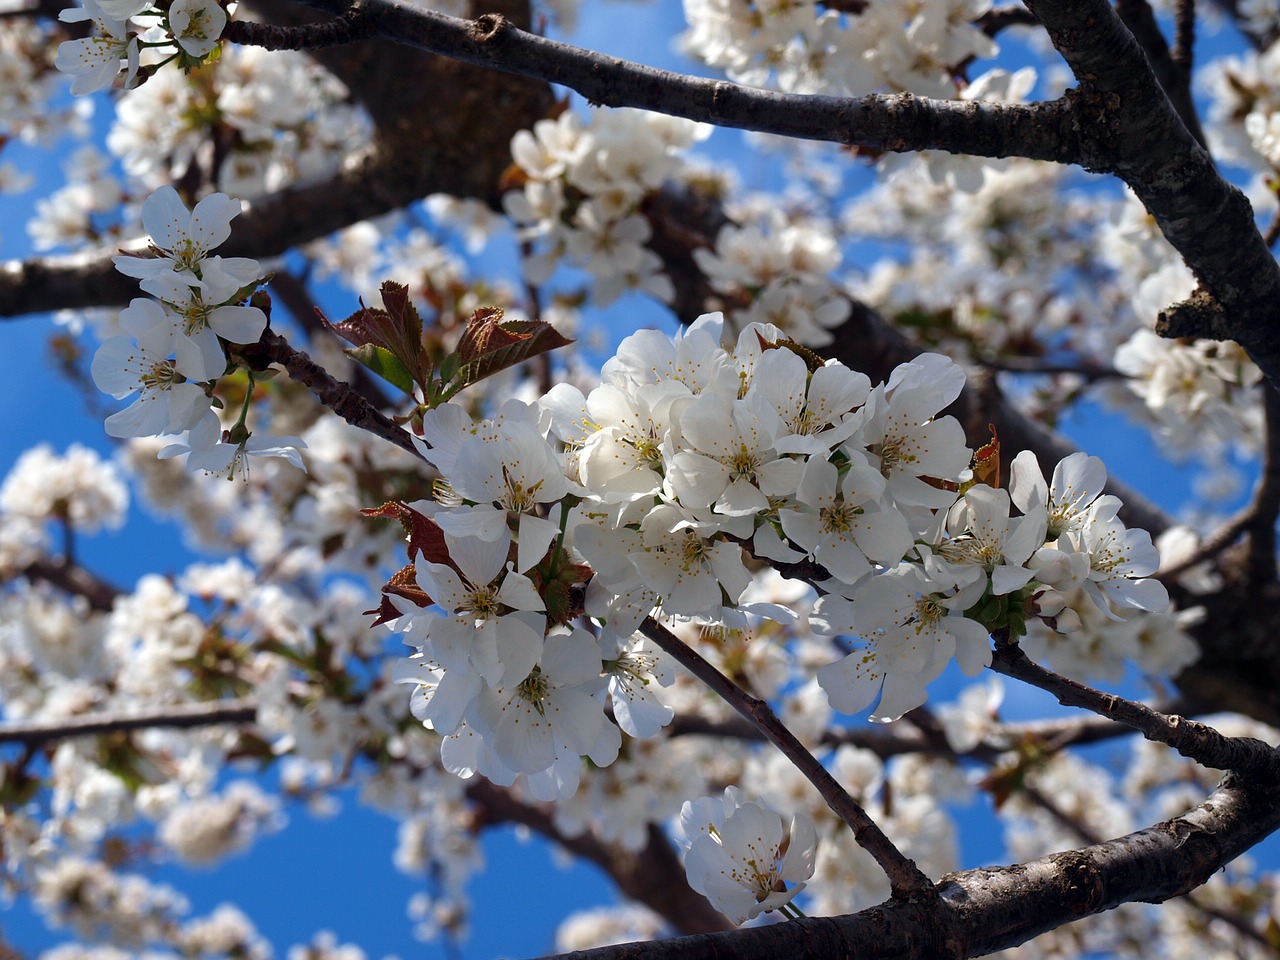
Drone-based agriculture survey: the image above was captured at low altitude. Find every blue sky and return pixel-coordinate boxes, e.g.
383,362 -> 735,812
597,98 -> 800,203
0,2 -> 1268,959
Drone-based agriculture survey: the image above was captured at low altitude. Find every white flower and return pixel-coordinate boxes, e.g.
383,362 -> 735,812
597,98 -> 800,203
91,336 -> 210,438
412,528 -> 547,685
158,413 -> 307,480
444,420 -> 572,573
474,628 -> 610,775
600,634 -> 673,739
813,564 -> 991,721
629,503 -> 752,617
55,6 -> 140,97
113,187 -> 249,286
779,454 -> 912,585
677,787 -> 817,924
937,485 -> 1048,597
853,353 -> 971,510
1009,450 -> 1117,540
167,0 -> 226,58
578,379 -> 688,499
1070,510 -> 1169,618
666,391 -> 801,518
134,275 -> 266,382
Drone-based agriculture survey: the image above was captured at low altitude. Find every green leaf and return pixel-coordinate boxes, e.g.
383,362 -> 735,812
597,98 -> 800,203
346,344 -> 416,396
319,281 -> 433,389
438,351 -> 461,386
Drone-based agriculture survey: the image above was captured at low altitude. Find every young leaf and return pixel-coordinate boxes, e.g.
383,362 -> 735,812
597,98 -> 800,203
972,424 -> 1001,489
361,501 -> 459,572
454,307 -> 572,388
319,281 -> 432,389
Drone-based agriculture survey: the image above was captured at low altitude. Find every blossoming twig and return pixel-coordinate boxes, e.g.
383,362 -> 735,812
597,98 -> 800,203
638,616 -> 934,899
990,643 -> 1280,783
235,329 -> 426,462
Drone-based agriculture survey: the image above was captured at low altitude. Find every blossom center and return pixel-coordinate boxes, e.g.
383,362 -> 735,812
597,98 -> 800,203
517,667 -> 549,715
499,464 -> 544,513
819,500 -> 861,534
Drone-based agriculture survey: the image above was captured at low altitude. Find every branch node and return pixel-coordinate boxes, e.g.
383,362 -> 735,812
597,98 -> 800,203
1155,289 -> 1230,340
470,12 -> 509,43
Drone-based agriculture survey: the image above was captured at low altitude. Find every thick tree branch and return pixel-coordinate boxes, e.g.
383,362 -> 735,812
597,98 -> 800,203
1245,381 -> 1280,581
284,0 -> 1083,164
1025,0 -> 1280,392
990,644 -> 1280,783
1114,0 -> 1207,147
639,617 -> 933,899
530,775 -> 1280,960
0,700 -> 260,747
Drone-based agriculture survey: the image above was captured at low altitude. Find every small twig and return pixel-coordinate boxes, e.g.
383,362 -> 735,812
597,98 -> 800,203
1020,783 -> 1105,844
639,617 -> 934,899
1171,0 -> 1197,69
236,328 -> 427,462
990,644 -> 1280,783
1183,891 -> 1275,951
1154,508 -> 1252,582
978,356 -> 1125,383
0,699 -> 259,747
978,6 -> 1040,35
1263,203 -> 1280,249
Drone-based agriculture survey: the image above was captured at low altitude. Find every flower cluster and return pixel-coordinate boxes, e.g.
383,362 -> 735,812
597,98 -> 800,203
93,186 -> 305,478
56,0 -> 228,97
392,312 -> 1172,786
693,213 -> 852,347
503,108 -> 709,305
680,0 -> 995,99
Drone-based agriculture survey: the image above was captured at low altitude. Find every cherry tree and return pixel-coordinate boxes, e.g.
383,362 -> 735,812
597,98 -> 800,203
3,0 -> 1280,956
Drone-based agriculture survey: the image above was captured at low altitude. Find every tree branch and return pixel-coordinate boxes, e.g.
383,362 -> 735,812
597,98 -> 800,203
283,0 -> 1083,164
1114,0 -> 1206,147
638,617 -> 934,899
990,643 -> 1280,783
1245,381 -> 1280,581
0,700 -> 260,747
235,328 -> 426,461
1025,0 -> 1280,392
17,557 -> 122,612
529,775 -> 1280,960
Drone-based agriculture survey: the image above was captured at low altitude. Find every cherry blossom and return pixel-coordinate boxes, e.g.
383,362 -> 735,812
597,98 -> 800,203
678,786 -> 817,924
